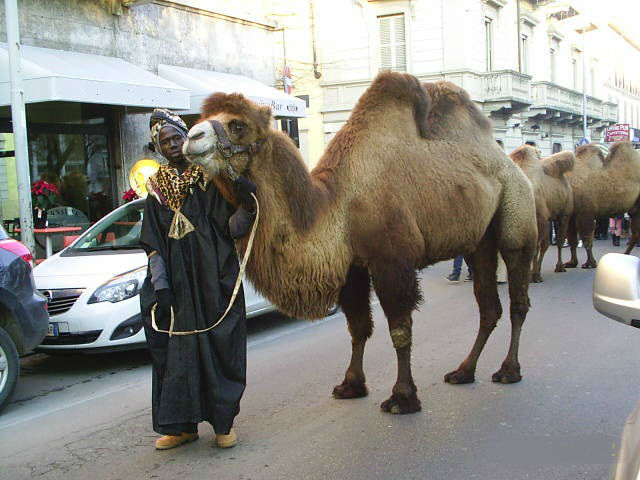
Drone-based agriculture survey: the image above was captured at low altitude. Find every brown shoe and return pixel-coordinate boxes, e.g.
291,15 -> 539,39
214,429 -> 237,448
155,433 -> 199,450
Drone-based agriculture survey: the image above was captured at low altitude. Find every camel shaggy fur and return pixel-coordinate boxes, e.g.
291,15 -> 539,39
510,145 -> 574,282
183,72 -> 537,414
562,141 -> 640,268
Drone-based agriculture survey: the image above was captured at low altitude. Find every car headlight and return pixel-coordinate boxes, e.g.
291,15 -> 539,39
88,266 -> 147,304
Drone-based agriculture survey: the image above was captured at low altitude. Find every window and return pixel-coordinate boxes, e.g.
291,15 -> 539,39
485,18 -> 494,71
525,141 -> 536,146
572,59 -> 578,90
378,14 -> 406,72
549,48 -> 556,82
521,35 -> 529,73
553,142 -> 562,153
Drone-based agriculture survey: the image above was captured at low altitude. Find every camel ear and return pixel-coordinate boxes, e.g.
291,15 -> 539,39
255,105 -> 272,133
510,148 -> 526,163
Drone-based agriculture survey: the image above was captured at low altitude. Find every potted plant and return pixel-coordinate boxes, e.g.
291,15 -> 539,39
31,180 -> 60,228
122,188 -> 139,203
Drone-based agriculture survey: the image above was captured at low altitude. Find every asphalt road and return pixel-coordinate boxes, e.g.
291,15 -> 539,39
1,240 -> 639,480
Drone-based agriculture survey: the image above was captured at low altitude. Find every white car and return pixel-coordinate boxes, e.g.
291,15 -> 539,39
592,253 -> 640,480
34,199 -> 275,352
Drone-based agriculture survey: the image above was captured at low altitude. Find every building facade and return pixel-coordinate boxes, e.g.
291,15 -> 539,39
0,0 -> 300,226
285,0 -> 640,167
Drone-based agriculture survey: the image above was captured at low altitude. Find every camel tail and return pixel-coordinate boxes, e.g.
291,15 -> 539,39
368,71 -> 431,138
542,151 -> 575,178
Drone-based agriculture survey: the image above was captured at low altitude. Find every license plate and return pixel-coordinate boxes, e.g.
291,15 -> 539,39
47,323 -> 59,337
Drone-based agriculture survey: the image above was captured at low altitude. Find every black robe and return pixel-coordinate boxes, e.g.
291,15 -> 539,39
139,182 -> 246,436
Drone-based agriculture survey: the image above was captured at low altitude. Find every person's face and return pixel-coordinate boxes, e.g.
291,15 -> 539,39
158,125 -> 186,165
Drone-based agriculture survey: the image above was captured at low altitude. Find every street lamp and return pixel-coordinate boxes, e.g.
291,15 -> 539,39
576,23 -> 597,142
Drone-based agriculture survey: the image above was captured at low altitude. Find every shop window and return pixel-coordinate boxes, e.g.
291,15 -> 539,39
0,103 -> 116,229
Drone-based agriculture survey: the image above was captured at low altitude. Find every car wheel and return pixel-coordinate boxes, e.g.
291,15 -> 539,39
0,326 -> 19,412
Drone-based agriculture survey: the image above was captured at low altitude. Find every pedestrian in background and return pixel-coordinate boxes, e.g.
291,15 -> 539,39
139,109 -> 256,451
446,255 -> 473,282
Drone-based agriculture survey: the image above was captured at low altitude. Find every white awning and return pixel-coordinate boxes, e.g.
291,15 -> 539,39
158,64 -> 306,118
0,43 -> 190,109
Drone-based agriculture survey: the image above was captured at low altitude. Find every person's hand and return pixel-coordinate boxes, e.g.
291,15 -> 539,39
233,176 -> 257,211
155,288 -> 175,321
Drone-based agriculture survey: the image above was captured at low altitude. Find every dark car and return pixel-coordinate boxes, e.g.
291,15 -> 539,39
0,225 -> 48,411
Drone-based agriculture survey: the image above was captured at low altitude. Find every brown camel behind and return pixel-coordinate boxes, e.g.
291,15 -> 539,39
182,72 -> 537,415
510,145 -> 574,282
562,141 -> 640,268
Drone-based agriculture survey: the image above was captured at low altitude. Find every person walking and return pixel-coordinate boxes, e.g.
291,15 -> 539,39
446,255 -> 473,282
610,215 -> 624,247
139,109 -> 256,451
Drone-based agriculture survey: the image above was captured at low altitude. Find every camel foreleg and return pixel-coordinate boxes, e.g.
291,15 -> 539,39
577,216 -> 597,268
371,262 -> 421,414
333,264 -> 372,399
530,220 -> 549,283
624,212 -> 640,255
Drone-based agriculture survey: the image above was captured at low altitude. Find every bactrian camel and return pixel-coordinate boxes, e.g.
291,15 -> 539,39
182,72 -> 537,414
510,145 -> 574,282
562,141 -> 640,269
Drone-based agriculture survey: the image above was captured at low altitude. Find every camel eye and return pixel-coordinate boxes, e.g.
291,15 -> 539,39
229,120 -> 246,137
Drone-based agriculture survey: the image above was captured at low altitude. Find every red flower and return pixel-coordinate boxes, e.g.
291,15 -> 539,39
122,188 -> 139,202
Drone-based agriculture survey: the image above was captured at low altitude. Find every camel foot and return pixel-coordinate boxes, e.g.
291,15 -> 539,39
332,380 -> 368,399
444,368 -> 475,384
563,260 -> 578,269
492,365 -> 522,384
380,392 -> 421,414
530,272 -> 543,283
554,264 -> 566,273
581,260 -> 597,269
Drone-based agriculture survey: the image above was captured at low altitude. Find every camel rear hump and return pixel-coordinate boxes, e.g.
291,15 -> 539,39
542,151 -> 575,178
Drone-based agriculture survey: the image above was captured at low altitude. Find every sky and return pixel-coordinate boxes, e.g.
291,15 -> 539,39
574,0 -> 640,44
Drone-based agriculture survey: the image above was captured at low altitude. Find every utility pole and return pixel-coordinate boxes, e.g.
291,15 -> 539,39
4,0 -> 35,254
582,27 -> 588,141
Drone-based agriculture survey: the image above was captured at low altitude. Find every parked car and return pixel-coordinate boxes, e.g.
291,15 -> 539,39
34,198 -> 275,353
592,253 -> 640,480
0,225 -> 48,410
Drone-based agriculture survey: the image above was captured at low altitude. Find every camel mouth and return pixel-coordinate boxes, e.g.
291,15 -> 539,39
184,121 -> 224,176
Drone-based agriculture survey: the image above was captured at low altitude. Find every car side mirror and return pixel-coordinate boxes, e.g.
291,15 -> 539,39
593,253 -> 640,329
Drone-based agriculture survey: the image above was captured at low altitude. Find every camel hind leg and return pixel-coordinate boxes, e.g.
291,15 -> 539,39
492,241 -> 534,383
554,216 -> 570,272
333,264 -> 372,399
530,219 -> 549,283
370,260 -> 422,414
444,229 -> 501,384
563,216 -> 579,268
577,216 -> 597,268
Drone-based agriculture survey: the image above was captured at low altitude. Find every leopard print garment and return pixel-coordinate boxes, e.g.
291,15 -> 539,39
148,163 -> 205,211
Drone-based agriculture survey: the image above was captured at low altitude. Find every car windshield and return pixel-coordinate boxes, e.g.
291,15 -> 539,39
69,201 -> 144,252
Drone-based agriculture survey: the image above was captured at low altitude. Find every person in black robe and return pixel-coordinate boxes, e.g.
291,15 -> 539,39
139,109 -> 256,450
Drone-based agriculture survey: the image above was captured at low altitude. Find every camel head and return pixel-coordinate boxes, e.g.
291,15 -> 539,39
183,93 -> 272,180
509,144 -> 542,168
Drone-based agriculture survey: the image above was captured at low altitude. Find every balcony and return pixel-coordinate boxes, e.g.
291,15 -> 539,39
528,81 -> 617,128
480,70 -> 533,116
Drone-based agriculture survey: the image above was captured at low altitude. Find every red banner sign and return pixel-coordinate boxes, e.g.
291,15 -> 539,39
605,123 -> 631,142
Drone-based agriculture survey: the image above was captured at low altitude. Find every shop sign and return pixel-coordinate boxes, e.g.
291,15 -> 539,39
605,123 -> 631,142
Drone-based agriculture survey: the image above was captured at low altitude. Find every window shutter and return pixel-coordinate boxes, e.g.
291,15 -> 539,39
378,13 -> 406,72
379,16 -> 392,69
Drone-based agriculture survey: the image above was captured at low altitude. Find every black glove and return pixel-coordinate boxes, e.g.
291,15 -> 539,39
155,288 -> 175,322
233,176 -> 257,212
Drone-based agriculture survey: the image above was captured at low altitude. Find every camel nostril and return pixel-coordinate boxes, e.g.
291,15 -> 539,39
190,130 -> 205,141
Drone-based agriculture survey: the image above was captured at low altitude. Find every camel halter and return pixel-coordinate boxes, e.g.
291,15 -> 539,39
150,191 -> 259,336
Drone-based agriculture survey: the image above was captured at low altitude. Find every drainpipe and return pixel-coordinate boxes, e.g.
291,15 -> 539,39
4,0 -> 35,254
582,30 -> 588,140
516,0 -> 522,73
